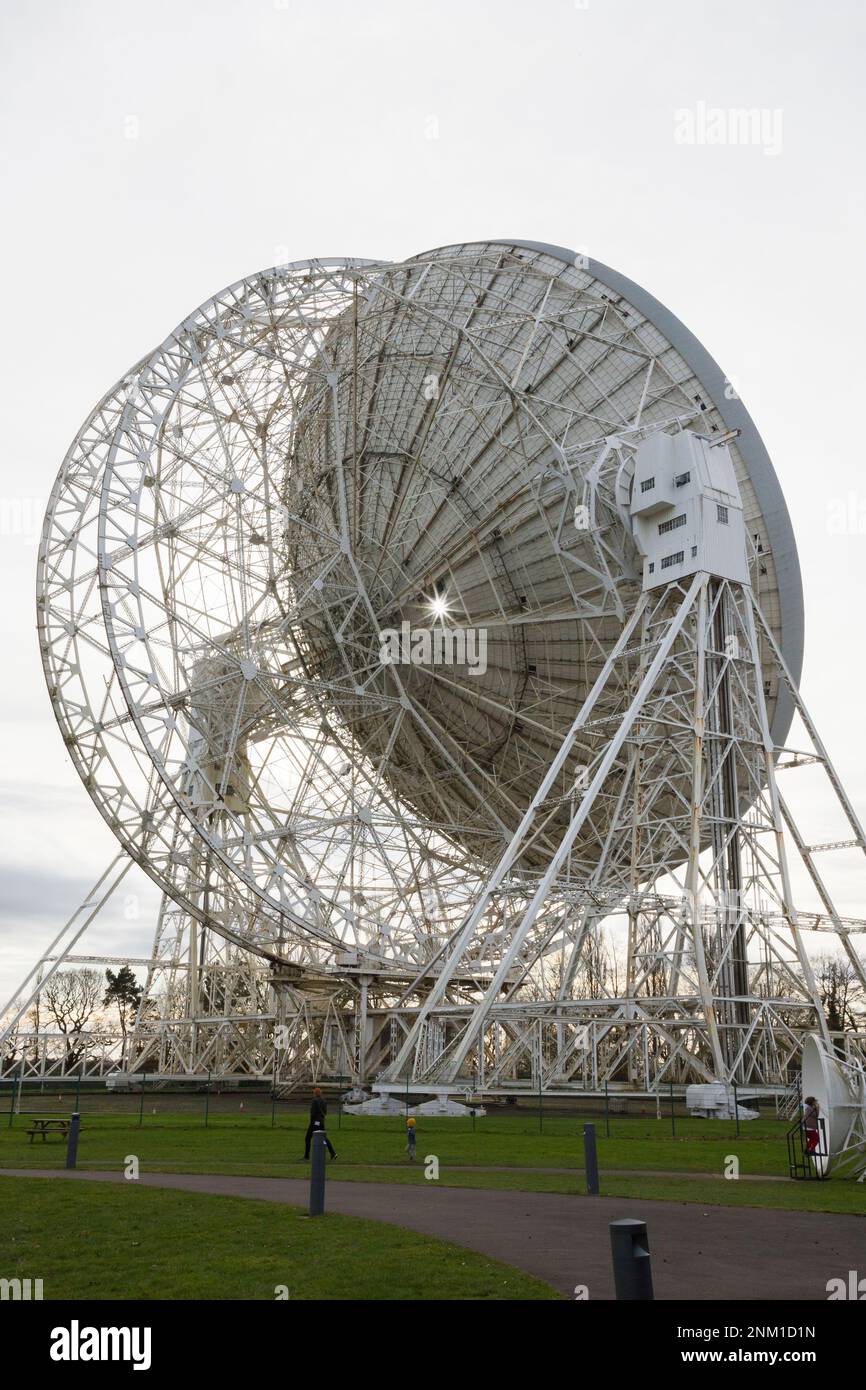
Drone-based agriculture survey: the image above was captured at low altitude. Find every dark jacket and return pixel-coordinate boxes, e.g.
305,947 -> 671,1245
310,1097 -> 327,1126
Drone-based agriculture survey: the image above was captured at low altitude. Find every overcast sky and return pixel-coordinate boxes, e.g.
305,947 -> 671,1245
1,0 -> 864,1004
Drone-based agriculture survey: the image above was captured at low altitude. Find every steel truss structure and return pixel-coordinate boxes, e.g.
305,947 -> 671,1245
3,242 -> 865,1095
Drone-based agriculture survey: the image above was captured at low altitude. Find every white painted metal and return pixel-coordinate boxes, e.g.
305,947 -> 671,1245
5,241 -> 864,1100
801,1034 -> 866,1179
0,856 -> 132,1049
631,431 -> 749,590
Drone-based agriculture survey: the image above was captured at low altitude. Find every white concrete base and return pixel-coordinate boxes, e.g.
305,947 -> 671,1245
410,1096 -> 487,1118
685,1082 -> 758,1121
342,1093 -> 407,1116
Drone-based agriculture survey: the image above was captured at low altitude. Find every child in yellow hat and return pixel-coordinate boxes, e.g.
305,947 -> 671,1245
406,1115 -> 417,1162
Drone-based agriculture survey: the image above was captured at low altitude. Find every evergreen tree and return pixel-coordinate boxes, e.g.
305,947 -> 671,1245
103,965 -> 143,1042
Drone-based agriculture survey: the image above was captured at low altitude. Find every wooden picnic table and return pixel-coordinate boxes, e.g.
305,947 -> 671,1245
25,1116 -> 74,1143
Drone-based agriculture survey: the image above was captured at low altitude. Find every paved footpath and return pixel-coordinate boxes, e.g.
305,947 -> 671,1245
5,1167 -> 863,1300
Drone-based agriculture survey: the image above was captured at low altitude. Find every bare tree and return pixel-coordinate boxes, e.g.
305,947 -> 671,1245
815,954 -> 865,1034
39,969 -> 102,1068
570,926 -> 621,999
522,925 -> 621,1002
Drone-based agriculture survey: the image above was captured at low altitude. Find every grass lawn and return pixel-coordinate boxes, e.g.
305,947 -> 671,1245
0,1176 -> 559,1300
1,1106 -> 864,1215
1,1105 -> 796,1174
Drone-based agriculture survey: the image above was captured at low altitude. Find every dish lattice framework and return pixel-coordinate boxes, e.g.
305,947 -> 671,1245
5,241 -> 866,1095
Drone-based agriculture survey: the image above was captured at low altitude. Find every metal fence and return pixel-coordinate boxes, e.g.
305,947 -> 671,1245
0,1076 -> 787,1137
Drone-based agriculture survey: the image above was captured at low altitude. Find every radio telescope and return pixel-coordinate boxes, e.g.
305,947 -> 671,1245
4,240 -> 866,1103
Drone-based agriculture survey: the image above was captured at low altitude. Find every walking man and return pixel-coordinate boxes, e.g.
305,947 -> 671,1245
303,1086 -> 336,1161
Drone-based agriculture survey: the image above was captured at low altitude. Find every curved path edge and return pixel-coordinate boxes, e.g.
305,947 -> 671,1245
3,1167 -> 859,1300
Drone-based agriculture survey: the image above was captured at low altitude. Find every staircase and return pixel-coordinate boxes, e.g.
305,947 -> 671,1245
775,1074 -> 801,1122
787,1115 -> 828,1180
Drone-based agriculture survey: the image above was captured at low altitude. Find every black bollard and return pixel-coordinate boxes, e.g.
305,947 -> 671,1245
610,1218 -> 654,1300
583,1121 -> 600,1195
65,1112 -> 81,1170
309,1129 -> 326,1217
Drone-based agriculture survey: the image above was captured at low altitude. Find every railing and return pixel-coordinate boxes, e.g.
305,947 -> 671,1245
787,1114 -> 828,1180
